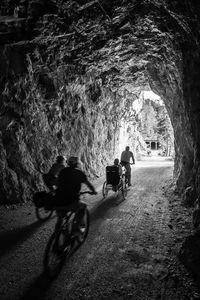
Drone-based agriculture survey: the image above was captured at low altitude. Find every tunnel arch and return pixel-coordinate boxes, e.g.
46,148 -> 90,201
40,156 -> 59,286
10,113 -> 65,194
0,0 -> 200,203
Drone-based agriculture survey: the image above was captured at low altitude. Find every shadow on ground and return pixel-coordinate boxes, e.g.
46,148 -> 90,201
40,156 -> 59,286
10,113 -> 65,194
19,193 -> 126,299
90,192 -> 125,223
0,220 -> 48,257
179,229 -> 200,286
20,273 -> 52,300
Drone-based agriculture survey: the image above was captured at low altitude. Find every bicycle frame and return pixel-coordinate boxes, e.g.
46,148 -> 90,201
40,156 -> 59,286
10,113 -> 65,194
60,210 -> 80,240
55,191 -> 93,232
121,163 -> 134,183
44,191 -> 92,278
121,166 -> 128,182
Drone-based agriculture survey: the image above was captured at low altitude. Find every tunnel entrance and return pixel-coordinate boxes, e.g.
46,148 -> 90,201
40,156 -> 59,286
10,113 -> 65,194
118,90 -> 174,161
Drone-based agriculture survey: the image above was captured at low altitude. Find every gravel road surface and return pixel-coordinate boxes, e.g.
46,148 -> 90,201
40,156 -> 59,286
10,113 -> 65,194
0,157 -> 197,299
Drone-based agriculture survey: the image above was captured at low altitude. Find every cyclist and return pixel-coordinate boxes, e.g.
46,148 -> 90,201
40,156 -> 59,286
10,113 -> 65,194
55,156 -> 97,231
120,146 -> 135,186
43,155 -> 66,190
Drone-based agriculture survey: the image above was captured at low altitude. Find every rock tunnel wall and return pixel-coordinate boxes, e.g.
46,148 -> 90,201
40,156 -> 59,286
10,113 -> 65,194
0,0 -> 200,203
0,47 -> 122,203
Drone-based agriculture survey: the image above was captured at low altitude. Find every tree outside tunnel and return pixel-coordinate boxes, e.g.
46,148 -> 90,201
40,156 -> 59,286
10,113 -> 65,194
139,90 -> 174,157
117,89 -> 174,161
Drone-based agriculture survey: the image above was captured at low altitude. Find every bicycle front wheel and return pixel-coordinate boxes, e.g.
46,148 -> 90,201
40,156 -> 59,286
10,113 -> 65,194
44,229 -> 72,279
102,181 -> 108,198
121,179 -> 128,200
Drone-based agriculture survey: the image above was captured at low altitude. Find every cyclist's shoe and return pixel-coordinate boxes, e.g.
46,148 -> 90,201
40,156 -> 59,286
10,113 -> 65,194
73,226 -> 86,243
73,226 -> 86,236
79,227 -> 86,234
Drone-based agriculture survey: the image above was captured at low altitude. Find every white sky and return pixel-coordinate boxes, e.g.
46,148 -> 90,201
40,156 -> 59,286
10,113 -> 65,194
132,90 -> 163,113
143,90 -> 161,101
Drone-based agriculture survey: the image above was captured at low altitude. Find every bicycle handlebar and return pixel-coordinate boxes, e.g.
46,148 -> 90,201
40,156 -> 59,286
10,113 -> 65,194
80,191 -> 97,195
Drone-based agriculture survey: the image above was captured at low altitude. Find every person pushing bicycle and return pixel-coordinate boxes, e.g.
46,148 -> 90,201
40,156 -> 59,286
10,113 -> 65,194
55,156 -> 97,231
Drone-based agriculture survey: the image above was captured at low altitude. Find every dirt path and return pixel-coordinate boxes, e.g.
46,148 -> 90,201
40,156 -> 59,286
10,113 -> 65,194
0,157 -> 198,300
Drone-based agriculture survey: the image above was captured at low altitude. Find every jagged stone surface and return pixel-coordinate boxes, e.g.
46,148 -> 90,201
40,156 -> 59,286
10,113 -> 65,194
0,0 -> 200,203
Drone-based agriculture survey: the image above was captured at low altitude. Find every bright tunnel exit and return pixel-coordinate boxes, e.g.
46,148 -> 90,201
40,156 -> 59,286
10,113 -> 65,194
118,90 -> 174,161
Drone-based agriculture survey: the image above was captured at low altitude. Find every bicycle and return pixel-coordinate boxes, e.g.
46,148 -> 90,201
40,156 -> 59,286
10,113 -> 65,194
120,162 -> 134,185
43,191 -> 94,279
102,166 -> 128,200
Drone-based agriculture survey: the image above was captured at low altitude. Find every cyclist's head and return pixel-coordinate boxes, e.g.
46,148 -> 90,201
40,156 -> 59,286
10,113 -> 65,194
68,156 -> 79,168
114,158 -> 119,165
56,155 -> 65,163
126,146 -> 130,151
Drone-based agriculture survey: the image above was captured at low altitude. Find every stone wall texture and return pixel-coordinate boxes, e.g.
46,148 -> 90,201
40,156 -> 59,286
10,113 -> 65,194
0,0 -> 200,203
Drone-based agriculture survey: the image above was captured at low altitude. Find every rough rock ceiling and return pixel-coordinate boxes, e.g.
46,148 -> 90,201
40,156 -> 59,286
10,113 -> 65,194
32,0 -> 189,112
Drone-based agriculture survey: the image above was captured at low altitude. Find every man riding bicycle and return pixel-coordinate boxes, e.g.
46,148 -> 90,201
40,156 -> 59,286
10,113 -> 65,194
120,146 -> 135,186
55,156 -> 97,231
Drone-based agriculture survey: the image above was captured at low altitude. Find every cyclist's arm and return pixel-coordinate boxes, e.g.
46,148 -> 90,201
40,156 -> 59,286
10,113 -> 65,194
131,152 -> 135,164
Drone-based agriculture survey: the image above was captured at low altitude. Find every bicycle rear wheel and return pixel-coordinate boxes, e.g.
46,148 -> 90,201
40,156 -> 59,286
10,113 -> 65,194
44,229 -> 72,279
35,207 -> 53,221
